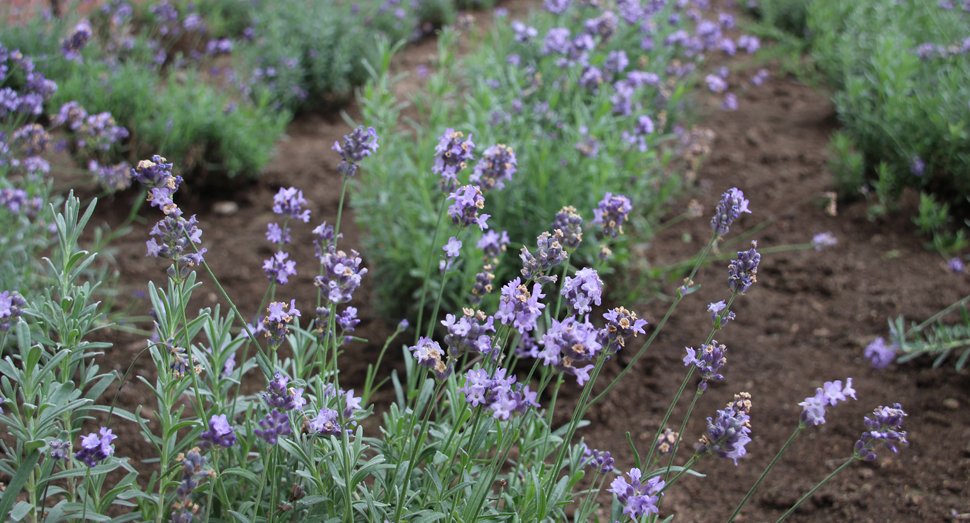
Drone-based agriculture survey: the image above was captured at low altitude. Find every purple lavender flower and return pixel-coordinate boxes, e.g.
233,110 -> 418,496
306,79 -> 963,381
551,206 -> 583,250
308,407 -> 343,436
520,231 -> 567,283
61,20 -> 92,62
53,102 -> 87,131
543,0 -> 570,14
470,144 -> 517,192
471,266 -> 497,304
514,332 -> 540,358
721,92 -> 738,111
146,214 -> 207,279
74,427 -> 116,467
443,237 -> 463,260
728,241 -> 760,294
0,189 -> 41,216
200,414 -> 236,449
696,393 -> 752,465
542,28 -> 571,55
88,160 -> 132,192
496,278 -> 546,334
854,404 -> 907,461
711,187 -> 751,237
477,230 -> 510,260
263,251 -> 297,285
409,337 -> 452,380
909,155 -> 925,177
12,124 -> 51,156
600,307 -> 648,350
579,66 -> 605,91
811,232 -> 838,251
171,448 -> 209,522
49,439 -> 71,462
205,38 -> 233,56
267,223 -> 291,244
442,310 -> 496,358
706,74 -> 728,93
434,129 -> 475,192
313,306 -> 360,346
255,409 -> 291,445
263,371 -> 307,411
538,316 -> 602,384
512,21 -> 538,42
683,340 -> 728,391
864,337 -> 897,369
751,68 -> 770,85
592,193 -> 633,238
561,268 -> 603,316
333,126 -> 379,177
799,378 -> 856,427
312,221 -> 342,257
656,428 -> 678,456
737,34 -> 760,54
315,249 -> 367,305
580,444 -> 614,473
272,187 -> 311,223
584,11 -> 619,39
708,300 -> 735,327
447,185 -> 490,231
262,300 -> 301,347
574,134 -> 599,158
948,257 -> 965,273
0,290 -> 28,332
458,367 -> 538,419
609,469 -> 664,519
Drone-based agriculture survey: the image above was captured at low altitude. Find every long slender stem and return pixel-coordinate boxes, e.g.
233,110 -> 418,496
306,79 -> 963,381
774,456 -> 855,523
641,367 -> 694,473
424,226 -> 466,339
414,197 -> 450,344
727,427 -> 804,523
662,389 -> 702,483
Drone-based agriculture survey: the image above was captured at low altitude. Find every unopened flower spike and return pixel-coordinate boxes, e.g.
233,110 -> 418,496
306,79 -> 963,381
711,187 -> 750,237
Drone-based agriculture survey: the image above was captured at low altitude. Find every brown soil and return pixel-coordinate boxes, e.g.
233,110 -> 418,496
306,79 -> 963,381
69,4 -> 969,522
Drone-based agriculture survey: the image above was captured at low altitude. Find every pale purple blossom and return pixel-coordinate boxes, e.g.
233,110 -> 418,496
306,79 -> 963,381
864,337 -> 897,369
272,187 -> 311,223
263,251 -> 297,285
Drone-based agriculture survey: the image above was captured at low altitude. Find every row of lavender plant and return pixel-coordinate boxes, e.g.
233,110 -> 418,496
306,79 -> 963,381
352,0 -> 769,320
0,121 -> 906,521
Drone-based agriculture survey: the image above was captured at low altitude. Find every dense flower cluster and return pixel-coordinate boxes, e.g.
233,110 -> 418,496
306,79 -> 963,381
683,340 -> 727,391
266,222 -> 291,244
458,367 -> 539,420
579,444 -> 614,473
470,144 -> 517,192
133,155 -> 182,215
711,187 -> 750,237
609,468 -> 665,519
592,192 -> 632,238
263,371 -> 307,412
538,316 -> 601,385
696,392 -> 752,465
520,231 -> 567,283
11,124 -> 51,156
560,268 -> 603,315
854,404 -> 908,461
496,278 -> 546,333
49,439 -> 71,462
0,290 -> 28,332
61,20 -> 93,62
263,251 -> 297,285
313,306 -> 359,346
409,337 -> 452,380
333,125 -> 379,177
262,300 -> 301,347
88,160 -> 132,192
0,189 -> 42,216
146,214 -> 207,279
255,409 -> 291,445
434,128 -> 475,192
864,337 -> 897,369
272,187 -> 311,223
200,414 -> 236,449
799,379 -> 857,426
442,309 -> 496,358
75,427 -> 117,467
447,185 -> 490,231
551,206 -> 583,250
170,449 -> 212,523
727,241 -> 760,294
600,306 -> 648,350
315,249 -> 367,305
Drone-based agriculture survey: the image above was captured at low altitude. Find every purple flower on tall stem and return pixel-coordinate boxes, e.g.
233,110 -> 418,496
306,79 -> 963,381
496,278 -> 546,334
88,160 -> 132,192
263,371 -> 307,411
477,230 -> 510,260
696,393 -> 752,465
266,223 -> 291,244
254,409 -> 291,445
61,20 -> 92,61
656,429 -> 678,456
49,439 -> 71,461
948,257 -> 965,273
312,221 -> 341,257
538,317 -> 602,383
434,128 -> 475,192
443,237 -> 462,259
308,407 -> 343,436
728,241 -> 760,294
146,214 -> 207,279
470,144 -> 517,192
609,468 -> 664,519
864,337 -> 897,369
600,306 -> 647,350
409,337 -> 452,380
799,378 -> 856,426
333,126 -> 379,177
560,268 -> 602,315
811,232 -> 838,251
854,404 -> 907,461
458,367 -> 538,419
442,309 -> 496,358
708,301 -> 735,327
200,414 -> 236,449
683,340 -> 728,391
262,300 -> 301,347
592,193 -> 632,238
520,231 -> 567,283
710,187 -> 750,237
315,249 -> 367,305
272,187 -> 311,223
74,427 -> 116,467
447,185 -> 490,230
544,0 -> 570,14
263,251 -> 297,285
551,206 -> 583,250
580,444 -> 614,473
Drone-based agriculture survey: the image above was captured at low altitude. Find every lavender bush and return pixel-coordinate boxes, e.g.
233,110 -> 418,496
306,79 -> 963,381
0,130 -> 907,521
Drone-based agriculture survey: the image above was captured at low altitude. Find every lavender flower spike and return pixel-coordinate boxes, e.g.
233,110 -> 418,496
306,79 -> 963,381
560,267 -> 602,316
854,403 -> 907,461
711,187 -> 751,237
0,290 -> 28,332
333,125 -> 379,177
864,337 -> 897,369
608,468 -> 664,519
447,185 -> 490,231
727,241 -> 760,294
470,143 -> 517,192
74,427 -> 117,467
592,192 -> 632,238
799,378 -> 856,427
696,392 -> 752,465
434,128 -> 475,192
272,187 -> 311,223
200,414 -> 236,448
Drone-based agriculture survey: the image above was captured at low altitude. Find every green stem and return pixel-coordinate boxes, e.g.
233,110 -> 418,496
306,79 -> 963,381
392,379 -> 444,523
424,226 -> 466,339
414,197 -> 450,345
641,367 -> 694,475
552,252 -> 572,321
662,389 -> 702,483
81,467 -> 91,523
727,427 -> 804,523
774,456 -> 855,523
907,292 -> 970,336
